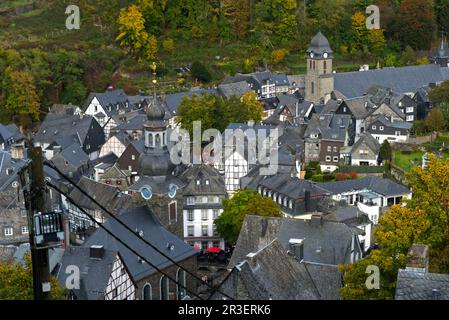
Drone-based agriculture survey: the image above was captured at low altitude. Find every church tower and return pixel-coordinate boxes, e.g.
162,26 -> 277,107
130,94 -> 186,238
305,31 -> 334,104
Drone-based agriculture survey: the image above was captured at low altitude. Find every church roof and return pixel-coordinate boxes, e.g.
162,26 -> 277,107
307,31 -> 333,57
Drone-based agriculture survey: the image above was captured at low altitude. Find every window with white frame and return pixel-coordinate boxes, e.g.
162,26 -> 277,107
406,107 -> 414,113
326,156 -> 331,162
380,126 -> 384,131
4,227 -> 13,236
406,115 -> 414,121
21,226 -> 28,234
333,156 -> 339,162
327,146 -> 331,152
187,210 -> 194,221
187,226 -> 194,237
213,209 -> 220,219
372,125 -> 377,130
395,131 -> 401,136
201,210 -> 208,221
187,197 -> 195,205
201,225 -> 208,237
131,155 -> 135,160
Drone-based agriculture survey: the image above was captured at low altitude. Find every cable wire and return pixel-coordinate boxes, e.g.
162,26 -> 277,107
47,181 -> 204,300
44,161 -> 235,300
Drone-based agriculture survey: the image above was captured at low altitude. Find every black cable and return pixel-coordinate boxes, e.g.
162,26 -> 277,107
44,161 -> 235,300
47,181 -> 204,300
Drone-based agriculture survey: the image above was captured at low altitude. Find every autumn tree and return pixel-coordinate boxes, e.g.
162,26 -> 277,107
429,80 -> 449,106
271,49 -> 289,65
394,0 -> 437,50
223,0 -> 251,39
0,254 -> 67,300
1,68 -> 40,124
214,189 -> 281,244
339,155 -> 449,299
425,108 -> 447,132
351,11 -> 368,52
367,29 -> 386,56
116,4 -> 158,63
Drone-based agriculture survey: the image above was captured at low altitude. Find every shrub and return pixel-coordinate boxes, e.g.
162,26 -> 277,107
190,61 -> 212,83
311,174 -> 324,182
336,173 -> 348,181
350,172 -> 358,180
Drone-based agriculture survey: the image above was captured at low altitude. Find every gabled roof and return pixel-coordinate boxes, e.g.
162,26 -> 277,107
229,215 -> 360,269
84,206 -> 198,281
215,239 -> 322,300
340,96 -> 374,119
350,133 -> 380,155
334,64 -> 449,99
84,89 -> 130,116
0,151 -> 29,192
56,143 -> 89,169
57,246 -> 118,300
217,81 -> 252,99
163,89 -> 217,116
318,176 -> 411,197
69,176 -> 132,214
179,164 -> 226,196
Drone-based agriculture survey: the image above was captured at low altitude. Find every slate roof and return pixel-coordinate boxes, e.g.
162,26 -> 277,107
318,176 -> 411,197
229,215 -> 361,269
395,269 -> 449,300
371,115 -> 413,130
307,31 -> 333,57
350,133 -> 380,155
57,246 -> 118,300
84,89 -> 130,116
217,81 -> 252,99
128,175 -> 186,195
34,113 -> 103,152
69,176 -> 132,214
163,89 -> 217,116
342,96 -> 375,119
179,164 -> 226,196
258,174 -> 330,200
84,206 -> 198,281
214,239 -> 322,300
58,143 -> 89,169
334,64 -> 449,98
0,151 -> 29,192
0,124 -> 14,145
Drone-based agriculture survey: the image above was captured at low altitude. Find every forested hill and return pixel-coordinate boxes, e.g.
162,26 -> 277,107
0,0 -> 448,127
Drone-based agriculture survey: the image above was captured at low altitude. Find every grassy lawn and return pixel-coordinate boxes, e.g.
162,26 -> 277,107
394,150 -> 449,172
393,151 -> 424,172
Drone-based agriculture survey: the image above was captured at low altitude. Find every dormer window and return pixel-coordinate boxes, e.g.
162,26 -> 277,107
196,180 -> 201,185
372,125 -> 377,130
205,180 -> 210,185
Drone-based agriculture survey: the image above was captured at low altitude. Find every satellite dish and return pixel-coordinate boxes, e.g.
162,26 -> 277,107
139,185 -> 153,200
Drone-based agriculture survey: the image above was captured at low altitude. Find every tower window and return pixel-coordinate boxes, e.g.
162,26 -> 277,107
155,134 -> 161,148
310,60 -> 312,69
323,60 -> 327,74
313,61 -> 316,70
148,133 -> 153,147
311,82 -> 315,94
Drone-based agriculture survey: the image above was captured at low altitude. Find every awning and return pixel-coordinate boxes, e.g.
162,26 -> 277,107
205,247 -> 221,254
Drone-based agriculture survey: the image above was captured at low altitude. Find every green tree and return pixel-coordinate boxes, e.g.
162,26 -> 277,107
254,0 -> 298,42
190,61 -> 212,83
380,140 -> 392,162
0,254 -> 67,300
435,0 -> 449,33
214,189 -> 282,244
399,46 -> 416,66
425,108 -> 447,132
394,0 -> 437,50
223,0 -> 251,39
351,11 -> 368,52
367,29 -> 386,56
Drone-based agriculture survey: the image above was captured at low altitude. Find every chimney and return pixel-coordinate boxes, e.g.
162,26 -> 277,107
90,245 -> 105,259
310,213 -> 323,227
246,252 -> 258,269
53,145 -> 61,155
405,244 -> 429,273
288,239 -> 304,261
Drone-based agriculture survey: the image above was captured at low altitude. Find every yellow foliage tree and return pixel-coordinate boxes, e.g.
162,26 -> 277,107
116,4 -> 158,63
271,49 -> 289,65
